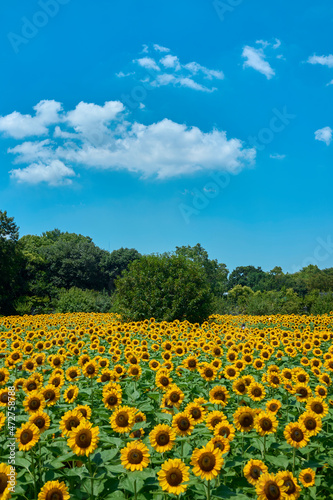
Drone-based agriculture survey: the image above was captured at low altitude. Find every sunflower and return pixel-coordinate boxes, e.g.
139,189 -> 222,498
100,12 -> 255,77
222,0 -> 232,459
223,365 -> 239,380
209,436 -> 230,454
248,382 -> 266,402
266,399 -> 282,414
255,411 -> 278,437
0,462 -> 15,499
28,410 -> 50,434
67,421 -> 99,456
255,473 -> 287,500
149,360 -> 161,371
284,422 -> 309,449
97,369 -> 113,384
23,391 -> 46,414
82,361 -> 98,379
103,389 -> 122,411
158,458 -> 190,495
110,406 -> 135,434
75,405 -> 92,420
0,368 -> 9,386
0,389 -> 9,407
120,440 -> 150,471
243,459 -> 268,485
298,411 -> 322,437
185,402 -> 207,424
16,422 -> 40,451
294,384 -> 312,402
183,356 -> 198,371
128,364 -> 142,379
0,412 -> 5,430
299,468 -> 315,487
63,385 -> 79,404
275,471 -> 301,500
206,410 -> 226,431
233,406 -> 256,432
209,386 -> 229,406
149,424 -> 176,453
232,377 -> 248,396
60,409 -> 84,437
191,441 -> 224,481
172,412 -> 195,436
165,385 -> 185,409
315,385 -> 328,399
37,480 -> 70,500
306,398 -> 329,417
41,385 -> 60,406
65,366 -> 81,382
199,363 -> 218,382
214,421 -> 235,441
155,371 -> 173,391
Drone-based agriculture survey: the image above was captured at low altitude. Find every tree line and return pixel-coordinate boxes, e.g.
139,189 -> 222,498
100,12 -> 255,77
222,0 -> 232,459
1,210 -> 333,322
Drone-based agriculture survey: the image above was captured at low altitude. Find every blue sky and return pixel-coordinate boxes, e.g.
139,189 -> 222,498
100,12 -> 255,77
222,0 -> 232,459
1,0 -> 333,274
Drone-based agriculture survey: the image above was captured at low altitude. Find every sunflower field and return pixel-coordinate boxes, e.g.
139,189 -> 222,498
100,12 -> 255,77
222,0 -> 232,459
1,313 -> 333,500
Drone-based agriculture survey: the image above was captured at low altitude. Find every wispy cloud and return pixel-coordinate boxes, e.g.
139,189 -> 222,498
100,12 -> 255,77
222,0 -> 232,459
315,126 -> 332,145
118,44 -> 224,93
307,54 -> 333,68
1,100 -> 255,185
241,39 -> 283,79
270,153 -> 286,160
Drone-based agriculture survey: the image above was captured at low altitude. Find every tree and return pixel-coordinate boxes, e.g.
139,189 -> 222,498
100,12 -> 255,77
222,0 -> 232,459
228,266 -> 266,291
114,253 -> 213,323
100,247 -> 141,291
0,211 -> 23,314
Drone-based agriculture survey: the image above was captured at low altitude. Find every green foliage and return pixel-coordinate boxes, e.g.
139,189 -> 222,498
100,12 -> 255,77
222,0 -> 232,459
114,253 -> 214,323
55,287 -> 112,313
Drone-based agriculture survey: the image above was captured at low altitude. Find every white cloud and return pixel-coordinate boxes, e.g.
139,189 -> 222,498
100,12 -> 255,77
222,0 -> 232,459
10,160 -> 76,186
160,55 -> 181,71
326,79 -> 333,86
122,44 -> 224,92
307,54 -> 333,68
270,153 -> 286,160
116,71 -> 135,78
0,100 -> 62,139
153,44 -> 170,53
135,57 -> 160,71
242,45 -> 275,79
315,126 -> 332,145
141,44 -> 149,54
6,100 -> 255,184
272,38 -> 281,49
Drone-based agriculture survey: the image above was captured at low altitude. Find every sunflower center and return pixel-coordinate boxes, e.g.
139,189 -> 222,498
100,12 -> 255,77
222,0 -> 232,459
298,375 -> 306,382
253,388 -> 262,397
128,449 -> 143,464
250,466 -> 261,479
191,408 -> 201,419
107,395 -> 118,406
166,468 -> 183,486
298,388 -> 307,397
66,417 -> 80,431
284,479 -> 296,494
218,426 -> 229,437
116,367 -> 122,374
304,418 -> 316,431
45,488 -> 64,500
28,382 -> 37,391
26,362 -> 34,370
239,413 -> 253,428
0,373 -> 4,382
318,388 -> 326,396
211,417 -> 222,428
264,481 -> 281,500
12,353 -> 19,360
67,390 -> 74,399
69,371 -> 77,379
86,366 -> 95,375
29,398 -> 41,410
156,432 -> 170,446
0,472 -> 8,494
44,390 -> 55,401
75,429 -> 92,448
132,368 -> 139,375
269,404 -> 278,412
0,393 -> 8,403
237,383 -> 246,393
198,452 -> 216,472
205,369 -> 214,378
271,376 -> 279,384
188,360 -> 196,367
213,391 -> 225,401
160,377 -> 169,386
227,369 -> 236,377
21,429 -> 33,444
170,393 -> 180,403
178,418 -> 190,431
34,417 -> 45,429
261,418 -> 272,431
312,403 -> 323,414
290,428 -> 304,442
116,413 -> 129,427
303,473 -> 312,483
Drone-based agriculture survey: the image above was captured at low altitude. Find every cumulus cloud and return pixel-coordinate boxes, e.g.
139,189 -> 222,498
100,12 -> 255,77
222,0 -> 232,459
315,126 -> 332,145
120,44 -> 224,92
242,46 -> 275,79
0,100 -> 62,139
307,54 -> 333,68
4,100 -> 256,185
10,160 -> 76,186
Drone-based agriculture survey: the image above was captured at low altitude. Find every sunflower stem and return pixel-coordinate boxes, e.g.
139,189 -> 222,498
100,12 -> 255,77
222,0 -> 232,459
292,447 -> 296,475
30,449 -> 37,499
87,455 -> 94,500
181,441 -> 184,459
206,479 -> 211,500
90,377 -> 94,414
134,478 -> 137,500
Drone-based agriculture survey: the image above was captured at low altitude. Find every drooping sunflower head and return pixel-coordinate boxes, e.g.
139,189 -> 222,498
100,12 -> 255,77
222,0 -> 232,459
157,458 -> 190,495
67,421 -> 99,456
149,424 -> 176,453
120,440 -> 150,471
37,479 -> 70,500
243,459 -> 268,485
